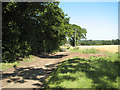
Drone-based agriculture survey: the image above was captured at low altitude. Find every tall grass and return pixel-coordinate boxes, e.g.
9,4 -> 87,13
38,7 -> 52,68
70,48 -> 100,53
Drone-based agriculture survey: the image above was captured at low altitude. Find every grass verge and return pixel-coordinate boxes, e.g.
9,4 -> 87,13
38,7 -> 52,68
45,53 -> 120,88
1,55 -> 35,71
70,48 -> 100,53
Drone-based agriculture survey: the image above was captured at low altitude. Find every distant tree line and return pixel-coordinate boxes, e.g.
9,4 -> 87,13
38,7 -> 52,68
78,39 -> 120,45
2,2 -> 87,62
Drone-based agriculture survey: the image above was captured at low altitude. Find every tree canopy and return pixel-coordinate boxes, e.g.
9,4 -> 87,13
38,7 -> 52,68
2,2 -> 87,62
68,24 -> 87,46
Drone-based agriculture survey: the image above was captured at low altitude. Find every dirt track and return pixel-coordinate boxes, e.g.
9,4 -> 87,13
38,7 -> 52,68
2,51 -> 106,88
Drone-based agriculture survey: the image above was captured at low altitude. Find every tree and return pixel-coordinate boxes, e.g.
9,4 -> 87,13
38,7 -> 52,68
68,24 -> 87,46
2,2 -> 70,62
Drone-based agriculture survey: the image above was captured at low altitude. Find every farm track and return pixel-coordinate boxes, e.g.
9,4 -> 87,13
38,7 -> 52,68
2,50 -> 106,88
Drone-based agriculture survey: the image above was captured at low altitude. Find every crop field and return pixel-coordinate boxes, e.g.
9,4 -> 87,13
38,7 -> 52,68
77,45 -> 119,53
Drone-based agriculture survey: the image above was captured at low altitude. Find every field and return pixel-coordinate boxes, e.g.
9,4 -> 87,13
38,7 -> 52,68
77,45 -> 119,53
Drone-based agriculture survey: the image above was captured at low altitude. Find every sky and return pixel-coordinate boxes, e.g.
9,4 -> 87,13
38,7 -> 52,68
59,2 -> 118,40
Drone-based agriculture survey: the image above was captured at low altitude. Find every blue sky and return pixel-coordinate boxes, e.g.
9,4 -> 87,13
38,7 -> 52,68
59,2 -> 118,40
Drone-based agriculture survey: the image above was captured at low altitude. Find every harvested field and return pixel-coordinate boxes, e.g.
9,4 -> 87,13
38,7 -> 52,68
77,45 -> 119,53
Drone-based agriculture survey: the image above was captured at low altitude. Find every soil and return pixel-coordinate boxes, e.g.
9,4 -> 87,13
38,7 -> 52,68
1,50 -> 107,88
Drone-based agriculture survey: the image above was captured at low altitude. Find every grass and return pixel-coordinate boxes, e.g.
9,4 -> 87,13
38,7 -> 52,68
0,61 -> 21,71
102,52 -> 119,62
70,48 -> 100,53
1,55 -> 35,71
45,52 -> 120,88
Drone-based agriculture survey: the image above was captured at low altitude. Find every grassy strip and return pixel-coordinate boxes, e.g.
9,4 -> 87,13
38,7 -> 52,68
1,55 -> 35,71
70,48 -> 100,53
45,53 -> 119,88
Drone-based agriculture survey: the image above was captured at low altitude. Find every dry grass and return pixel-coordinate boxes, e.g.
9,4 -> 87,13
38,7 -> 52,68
77,45 -> 119,53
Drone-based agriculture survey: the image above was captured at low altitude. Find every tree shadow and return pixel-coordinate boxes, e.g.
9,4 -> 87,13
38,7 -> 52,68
2,65 -> 58,88
45,57 -> 119,88
2,52 -> 69,88
2,56 -> 119,88
2,57 -> 75,88
38,54 -> 68,59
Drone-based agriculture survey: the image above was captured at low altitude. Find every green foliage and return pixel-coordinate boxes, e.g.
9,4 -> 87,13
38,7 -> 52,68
45,54 -> 119,88
68,24 -> 87,46
70,48 -> 100,53
102,52 -> 119,62
2,2 -> 87,63
2,2 -> 72,62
